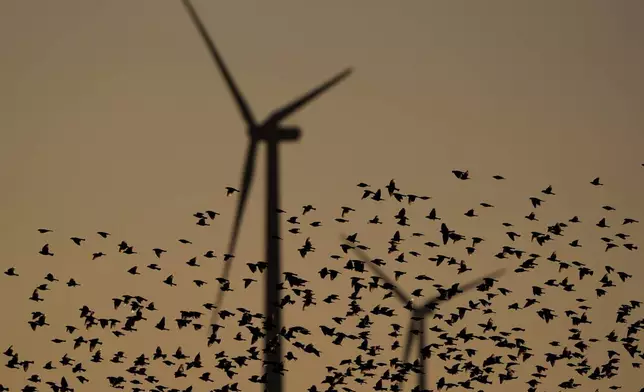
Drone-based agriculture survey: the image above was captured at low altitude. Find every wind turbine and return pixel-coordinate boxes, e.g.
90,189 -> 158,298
182,1 -> 352,391
343,239 -> 505,392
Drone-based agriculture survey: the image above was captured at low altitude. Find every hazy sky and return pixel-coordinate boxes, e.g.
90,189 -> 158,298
1,1 -> 643,391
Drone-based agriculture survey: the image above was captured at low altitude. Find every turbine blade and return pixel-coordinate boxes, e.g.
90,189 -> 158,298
266,68 -> 352,125
182,0 -> 256,127
402,319 -> 416,364
420,268 -> 506,311
227,138 -> 259,261
210,138 -> 259,330
341,235 -> 411,303
398,318 -> 416,391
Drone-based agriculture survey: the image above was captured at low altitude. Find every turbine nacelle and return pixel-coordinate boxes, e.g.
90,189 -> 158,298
251,126 -> 301,142
277,126 -> 301,141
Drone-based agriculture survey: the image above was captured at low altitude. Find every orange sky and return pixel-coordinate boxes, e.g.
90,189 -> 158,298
1,1 -> 643,391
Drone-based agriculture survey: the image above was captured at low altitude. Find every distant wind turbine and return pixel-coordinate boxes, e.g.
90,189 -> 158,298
344,237 -> 505,392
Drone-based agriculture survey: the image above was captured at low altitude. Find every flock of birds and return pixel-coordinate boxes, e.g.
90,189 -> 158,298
2,168 -> 643,392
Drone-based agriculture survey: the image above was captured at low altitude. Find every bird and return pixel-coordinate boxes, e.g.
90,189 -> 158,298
452,170 -> 469,180
225,186 -> 240,196
70,237 -> 85,246
39,244 -> 54,256
205,210 -> 220,219
3,268 -> 18,277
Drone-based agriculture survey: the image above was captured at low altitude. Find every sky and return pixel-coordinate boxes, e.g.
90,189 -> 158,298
1,0 -> 643,391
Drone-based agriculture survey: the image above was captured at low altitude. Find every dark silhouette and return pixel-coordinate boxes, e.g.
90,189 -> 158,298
344,240 -> 506,392
181,1 -> 352,391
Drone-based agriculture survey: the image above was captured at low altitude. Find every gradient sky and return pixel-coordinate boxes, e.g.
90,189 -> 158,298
1,1 -> 643,391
